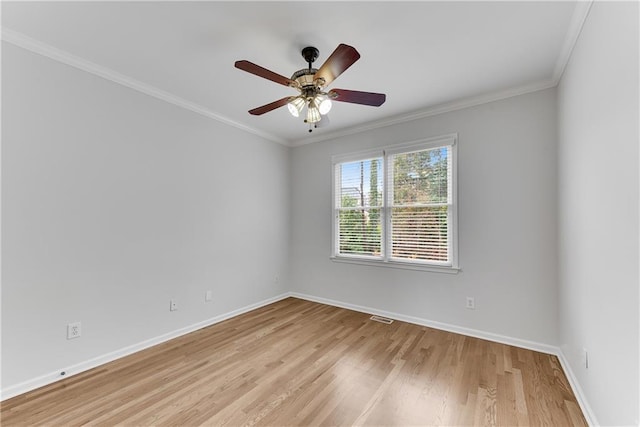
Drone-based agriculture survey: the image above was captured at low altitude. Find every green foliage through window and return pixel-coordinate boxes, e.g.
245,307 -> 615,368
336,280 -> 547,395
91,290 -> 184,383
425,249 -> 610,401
334,140 -> 455,266
338,159 -> 382,256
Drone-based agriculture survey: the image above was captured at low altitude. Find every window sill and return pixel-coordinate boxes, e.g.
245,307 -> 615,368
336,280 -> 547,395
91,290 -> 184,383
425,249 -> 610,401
329,256 -> 460,274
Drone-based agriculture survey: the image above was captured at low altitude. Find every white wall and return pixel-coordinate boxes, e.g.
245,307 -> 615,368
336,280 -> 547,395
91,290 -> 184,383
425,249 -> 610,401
1,43 -> 291,390
3,6 -> 637,425
290,88 -> 559,346
557,2 -> 639,425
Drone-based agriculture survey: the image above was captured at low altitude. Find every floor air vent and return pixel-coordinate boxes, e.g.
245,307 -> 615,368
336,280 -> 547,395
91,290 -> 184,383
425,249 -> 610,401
370,315 -> 394,324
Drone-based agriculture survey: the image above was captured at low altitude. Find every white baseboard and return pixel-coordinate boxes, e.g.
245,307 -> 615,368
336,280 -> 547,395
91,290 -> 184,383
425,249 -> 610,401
556,350 -> 599,426
289,291 -> 598,426
0,293 -> 290,401
2,291 -> 598,427
290,292 -> 557,354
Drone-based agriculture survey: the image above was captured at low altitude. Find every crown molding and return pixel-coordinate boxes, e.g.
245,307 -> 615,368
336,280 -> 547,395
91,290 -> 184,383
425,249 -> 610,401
293,1 -> 593,148
552,1 -> 593,84
292,78 -> 557,147
1,27 -> 288,146
3,0 -> 592,150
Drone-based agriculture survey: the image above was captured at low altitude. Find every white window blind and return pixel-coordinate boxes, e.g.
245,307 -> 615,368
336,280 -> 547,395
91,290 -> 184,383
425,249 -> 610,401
388,146 -> 452,264
332,135 -> 457,270
335,157 -> 383,258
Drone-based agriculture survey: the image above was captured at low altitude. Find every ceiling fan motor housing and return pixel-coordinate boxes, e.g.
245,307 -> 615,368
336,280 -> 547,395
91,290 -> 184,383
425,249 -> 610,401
291,68 -> 318,87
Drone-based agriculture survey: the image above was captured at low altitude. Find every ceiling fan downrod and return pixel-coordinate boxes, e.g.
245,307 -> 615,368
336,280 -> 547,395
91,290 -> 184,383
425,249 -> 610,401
301,46 -> 319,70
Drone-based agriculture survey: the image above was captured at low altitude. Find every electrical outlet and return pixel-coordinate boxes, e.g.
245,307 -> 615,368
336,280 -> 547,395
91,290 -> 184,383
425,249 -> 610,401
170,300 -> 177,311
67,322 -> 81,339
466,297 -> 475,310
205,290 -> 213,302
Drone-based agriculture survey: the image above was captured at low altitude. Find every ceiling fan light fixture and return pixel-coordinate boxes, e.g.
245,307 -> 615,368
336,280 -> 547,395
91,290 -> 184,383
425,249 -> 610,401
306,102 -> 321,124
316,94 -> 332,115
287,97 -> 305,117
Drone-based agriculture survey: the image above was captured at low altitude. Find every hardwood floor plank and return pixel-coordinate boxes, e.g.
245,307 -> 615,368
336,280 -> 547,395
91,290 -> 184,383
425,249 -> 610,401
1,298 -> 587,426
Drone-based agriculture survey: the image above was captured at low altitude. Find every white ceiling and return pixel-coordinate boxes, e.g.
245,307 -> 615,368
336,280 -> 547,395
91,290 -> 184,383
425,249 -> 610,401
2,1 -> 585,146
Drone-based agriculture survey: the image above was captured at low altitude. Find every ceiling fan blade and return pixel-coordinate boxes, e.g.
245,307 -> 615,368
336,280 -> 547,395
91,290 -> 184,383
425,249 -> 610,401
248,97 -> 292,115
329,89 -> 386,106
235,60 -> 294,87
314,44 -> 360,87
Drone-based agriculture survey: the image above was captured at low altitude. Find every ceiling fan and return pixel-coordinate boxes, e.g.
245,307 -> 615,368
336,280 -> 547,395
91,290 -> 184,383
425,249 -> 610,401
235,44 -> 386,132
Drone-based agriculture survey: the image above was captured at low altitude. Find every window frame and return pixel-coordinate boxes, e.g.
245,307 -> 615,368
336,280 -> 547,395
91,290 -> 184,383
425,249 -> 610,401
331,134 -> 459,274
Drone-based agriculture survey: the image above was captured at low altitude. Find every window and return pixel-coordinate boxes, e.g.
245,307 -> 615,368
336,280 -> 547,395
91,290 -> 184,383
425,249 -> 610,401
332,134 -> 458,272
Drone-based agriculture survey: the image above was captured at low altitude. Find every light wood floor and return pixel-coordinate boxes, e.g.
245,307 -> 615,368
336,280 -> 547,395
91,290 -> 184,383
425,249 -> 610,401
2,297 -> 587,426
